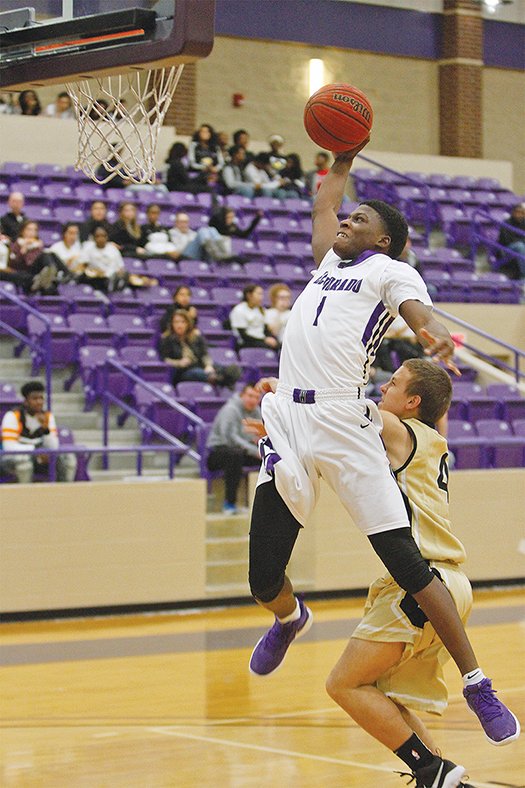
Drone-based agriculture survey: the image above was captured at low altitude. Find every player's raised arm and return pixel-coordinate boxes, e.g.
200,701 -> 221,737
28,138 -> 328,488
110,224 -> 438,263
399,300 -> 460,375
311,137 -> 369,267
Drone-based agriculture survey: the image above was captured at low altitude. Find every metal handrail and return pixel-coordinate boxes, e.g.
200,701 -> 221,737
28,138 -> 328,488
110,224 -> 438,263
102,358 -> 204,466
470,209 -> 525,269
433,306 -> 525,383
0,288 -> 53,408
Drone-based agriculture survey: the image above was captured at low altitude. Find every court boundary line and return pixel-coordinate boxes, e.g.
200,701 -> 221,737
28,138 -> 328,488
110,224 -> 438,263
146,726 -> 508,787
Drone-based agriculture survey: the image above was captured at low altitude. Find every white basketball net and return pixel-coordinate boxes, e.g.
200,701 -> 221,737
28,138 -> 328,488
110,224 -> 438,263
66,64 -> 184,185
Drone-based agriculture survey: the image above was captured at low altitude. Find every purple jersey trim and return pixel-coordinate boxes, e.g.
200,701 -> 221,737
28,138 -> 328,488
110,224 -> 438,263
337,249 -> 378,269
362,301 -> 387,346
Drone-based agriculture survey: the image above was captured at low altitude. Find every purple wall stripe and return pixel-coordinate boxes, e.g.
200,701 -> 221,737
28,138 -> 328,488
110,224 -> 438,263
215,1 -> 523,71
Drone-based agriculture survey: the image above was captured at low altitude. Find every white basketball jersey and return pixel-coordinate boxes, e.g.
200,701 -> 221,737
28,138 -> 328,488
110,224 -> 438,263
279,249 -> 432,389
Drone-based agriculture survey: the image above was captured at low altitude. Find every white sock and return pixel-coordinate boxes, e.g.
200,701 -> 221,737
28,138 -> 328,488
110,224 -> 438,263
278,599 -> 301,624
462,667 -> 486,687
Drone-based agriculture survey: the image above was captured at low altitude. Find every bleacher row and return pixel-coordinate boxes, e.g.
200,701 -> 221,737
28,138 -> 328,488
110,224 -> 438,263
1,163 -> 524,473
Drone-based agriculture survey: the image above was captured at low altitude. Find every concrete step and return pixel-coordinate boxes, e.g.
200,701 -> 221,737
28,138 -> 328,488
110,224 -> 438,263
207,560 -> 247,587
206,536 -> 249,563
206,513 -> 250,538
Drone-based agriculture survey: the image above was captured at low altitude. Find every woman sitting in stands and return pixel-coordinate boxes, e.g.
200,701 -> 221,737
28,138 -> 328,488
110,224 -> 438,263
229,283 -> 279,351
159,310 -> 239,388
110,201 -> 148,258
4,220 -> 69,292
188,123 -> 224,186
81,226 -> 157,292
265,282 -> 292,343
208,205 -> 262,240
159,285 -> 199,333
165,142 -> 212,194
48,222 -> 84,276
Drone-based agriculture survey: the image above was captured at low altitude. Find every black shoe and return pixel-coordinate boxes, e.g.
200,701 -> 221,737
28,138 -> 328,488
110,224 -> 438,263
396,758 -> 472,787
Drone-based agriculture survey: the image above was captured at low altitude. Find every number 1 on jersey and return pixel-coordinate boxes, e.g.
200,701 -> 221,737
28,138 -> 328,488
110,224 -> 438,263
313,296 -> 327,326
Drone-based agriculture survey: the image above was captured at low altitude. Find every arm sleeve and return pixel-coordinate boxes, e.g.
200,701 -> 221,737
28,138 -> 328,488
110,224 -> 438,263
42,413 -> 59,450
380,262 -> 433,316
1,412 -> 33,452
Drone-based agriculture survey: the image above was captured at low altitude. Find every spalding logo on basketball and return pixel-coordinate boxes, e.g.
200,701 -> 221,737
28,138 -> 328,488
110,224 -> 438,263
304,82 -> 373,153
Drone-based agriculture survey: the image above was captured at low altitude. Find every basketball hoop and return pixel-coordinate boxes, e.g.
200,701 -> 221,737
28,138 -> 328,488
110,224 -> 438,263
66,64 -> 184,185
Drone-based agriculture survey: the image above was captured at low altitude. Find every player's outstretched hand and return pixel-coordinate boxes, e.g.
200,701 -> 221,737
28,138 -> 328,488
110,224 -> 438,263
243,418 -> 266,441
419,328 -> 461,376
255,377 -> 278,394
332,135 -> 371,163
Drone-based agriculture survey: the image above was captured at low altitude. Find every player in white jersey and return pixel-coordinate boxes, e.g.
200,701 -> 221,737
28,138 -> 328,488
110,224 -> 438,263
247,142 -> 518,750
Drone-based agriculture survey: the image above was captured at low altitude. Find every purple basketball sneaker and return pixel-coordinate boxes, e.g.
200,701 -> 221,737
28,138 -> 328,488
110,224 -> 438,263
249,598 -> 313,676
463,677 -> 520,745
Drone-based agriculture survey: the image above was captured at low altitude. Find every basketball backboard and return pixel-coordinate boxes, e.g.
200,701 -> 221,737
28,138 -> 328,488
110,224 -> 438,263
0,0 -> 215,90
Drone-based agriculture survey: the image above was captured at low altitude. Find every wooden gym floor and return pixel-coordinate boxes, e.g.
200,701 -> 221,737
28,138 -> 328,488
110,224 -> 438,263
1,589 -> 524,787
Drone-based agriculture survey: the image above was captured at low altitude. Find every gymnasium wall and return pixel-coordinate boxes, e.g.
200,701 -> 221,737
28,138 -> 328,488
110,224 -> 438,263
1,470 -> 523,615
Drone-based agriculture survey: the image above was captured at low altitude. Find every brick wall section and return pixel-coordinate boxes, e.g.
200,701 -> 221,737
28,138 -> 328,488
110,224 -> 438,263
162,62 -> 196,134
439,0 -> 483,158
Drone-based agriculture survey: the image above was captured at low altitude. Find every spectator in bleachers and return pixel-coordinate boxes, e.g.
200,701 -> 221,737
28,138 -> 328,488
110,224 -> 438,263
229,284 -> 279,351
79,201 -> 112,243
498,202 -> 525,280
279,153 -> 306,197
159,309 -> 239,387
165,142 -> 212,194
1,192 -> 27,241
232,129 -> 255,166
6,221 -> 68,293
16,89 -> 41,116
80,226 -> 128,292
265,283 -> 292,342
399,237 -> 422,275
220,145 -> 254,197
48,222 -> 84,276
217,130 -> 231,163
141,203 -> 180,260
0,380 -> 77,483
159,285 -> 199,333
188,123 -> 225,187
305,151 -> 331,196
209,204 -> 263,241
44,91 -> 74,119
374,315 -> 426,374
267,134 -> 287,176
168,211 -> 231,262
0,92 -> 16,114
0,232 -> 9,270
243,153 -> 298,200
206,384 -> 262,514
110,202 -> 148,258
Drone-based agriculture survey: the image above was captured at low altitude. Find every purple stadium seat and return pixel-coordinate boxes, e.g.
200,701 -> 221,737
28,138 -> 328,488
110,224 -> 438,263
31,294 -> 69,318
238,347 -> 279,382
146,259 -> 182,287
283,197 -> 312,218
512,420 -> 525,438
253,196 -> 290,216
134,382 -> 191,441
0,383 -> 20,415
68,313 -> 114,346
27,313 -> 79,371
274,262 -> 308,286
54,206 -> 85,224
43,183 -> 77,203
287,240 -> 313,261
453,382 -> 500,422
211,286 -> 244,310
76,345 -> 119,408
198,316 -> 234,347
208,347 -> 238,368
244,261 -> 277,284
35,163 -> 70,182
254,217 -> 282,243
447,420 -> 488,469
476,420 -> 525,468
176,381 -> 226,423
56,426 -> 91,481
213,261 -> 249,288
106,314 -> 154,347
120,346 -> 170,385
230,237 -> 260,259
0,283 -> 27,333
1,162 -> 34,180
178,260 -> 218,287
486,384 -> 525,422
75,184 -> 105,204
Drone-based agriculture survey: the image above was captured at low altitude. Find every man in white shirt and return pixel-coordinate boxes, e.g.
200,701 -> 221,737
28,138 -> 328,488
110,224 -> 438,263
0,381 -> 76,483
44,92 -> 74,119
168,212 -> 231,262
81,226 -> 126,290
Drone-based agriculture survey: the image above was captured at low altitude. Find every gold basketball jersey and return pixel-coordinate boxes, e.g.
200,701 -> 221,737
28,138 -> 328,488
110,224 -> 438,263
394,418 -> 466,565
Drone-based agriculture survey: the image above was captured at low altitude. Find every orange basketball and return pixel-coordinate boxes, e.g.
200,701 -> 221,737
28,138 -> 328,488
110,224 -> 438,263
304,83 -> 373,152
